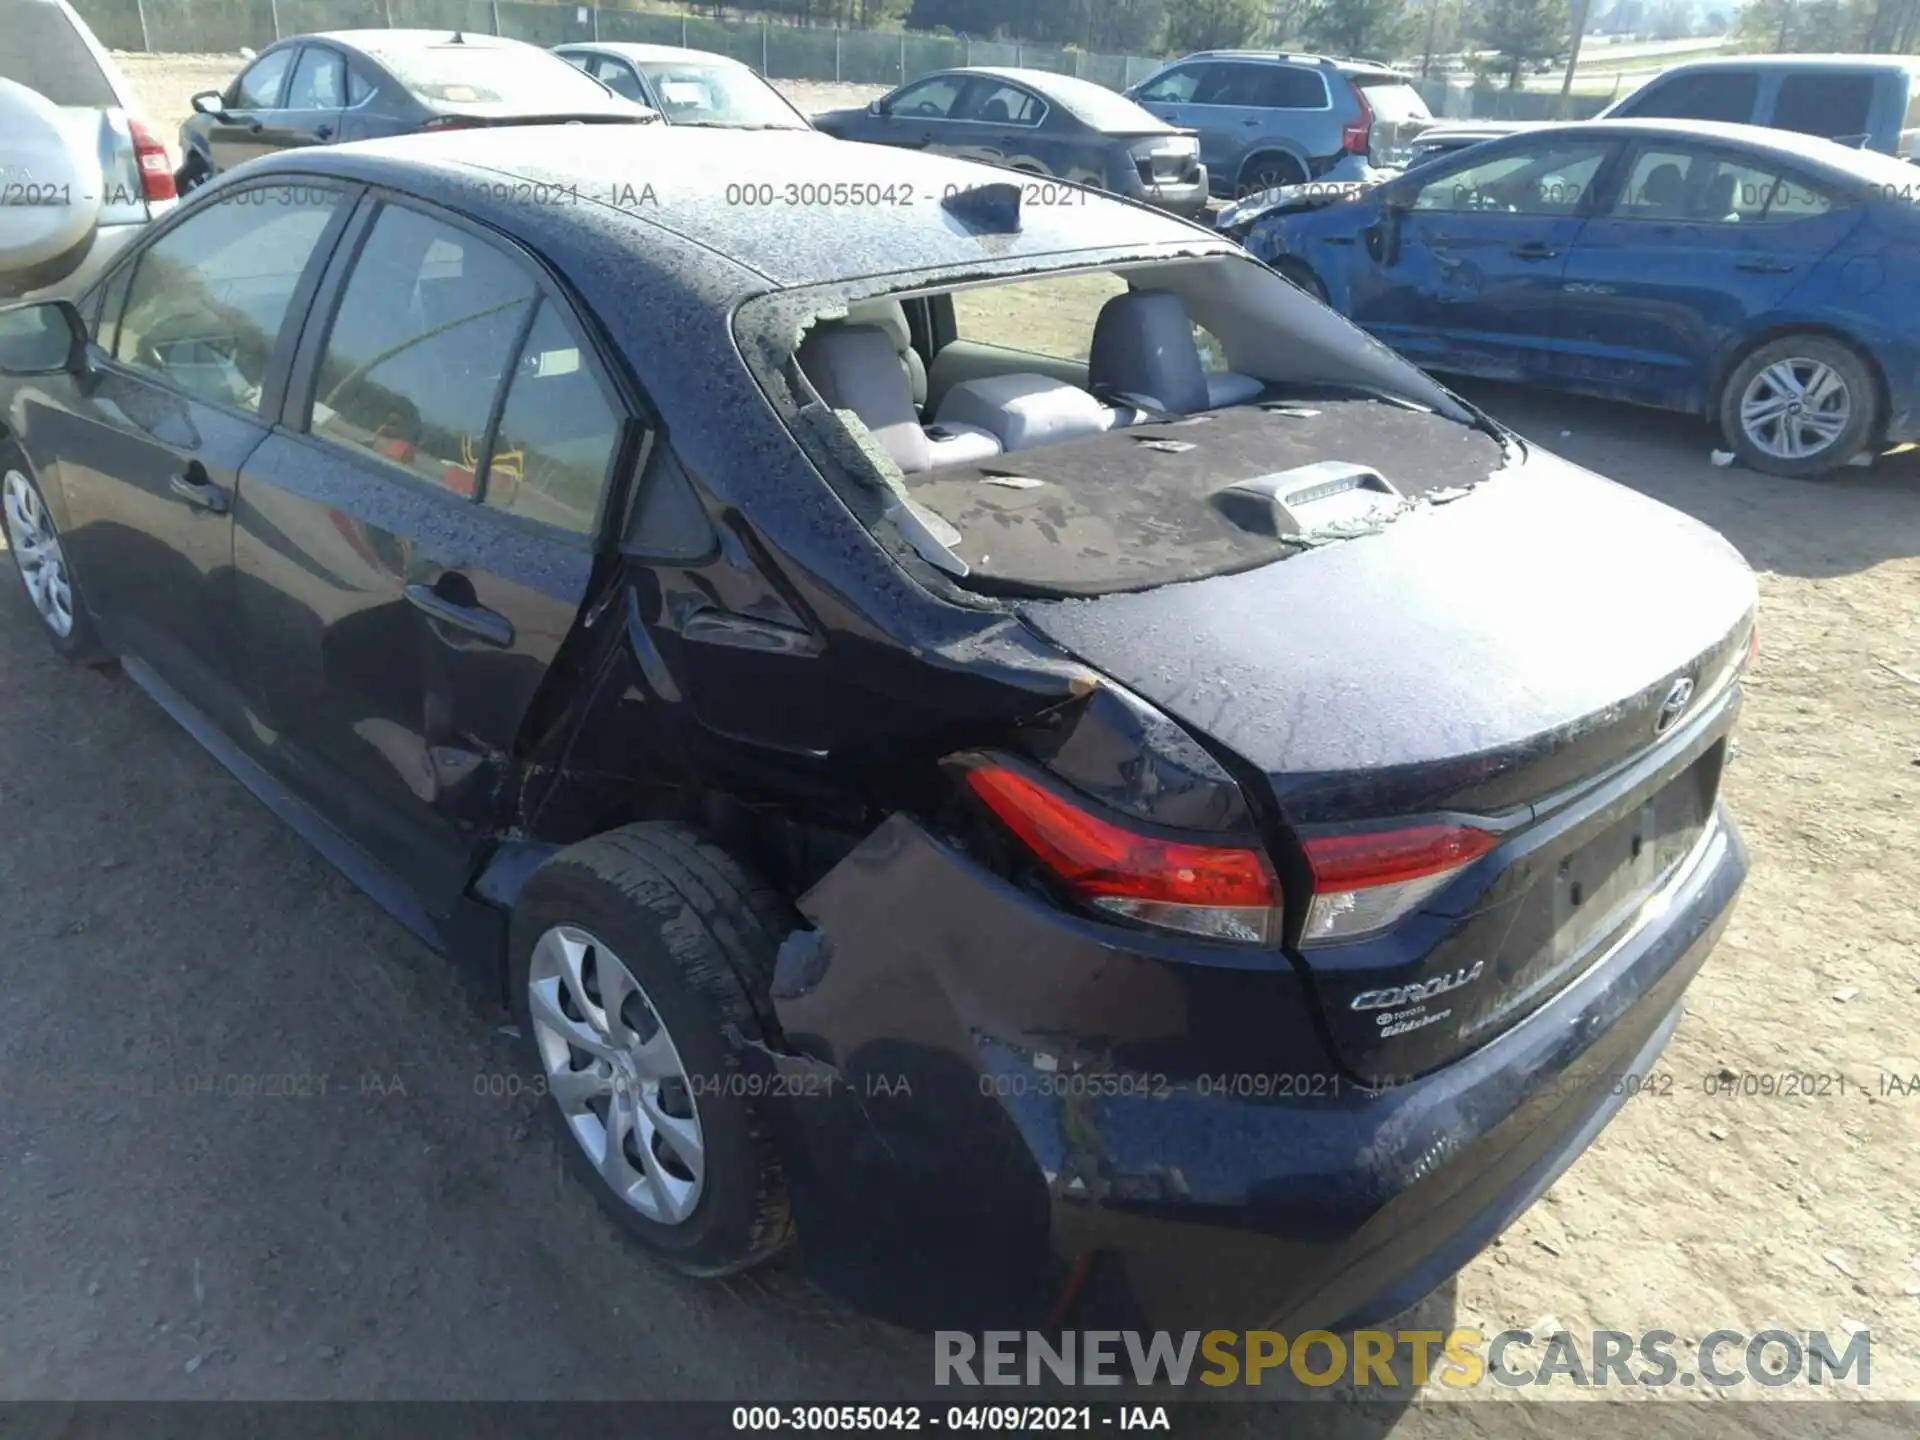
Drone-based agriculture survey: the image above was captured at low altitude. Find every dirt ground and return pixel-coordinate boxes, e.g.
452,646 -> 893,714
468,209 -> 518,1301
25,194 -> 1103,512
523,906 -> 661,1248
3,49 -> 1917,1426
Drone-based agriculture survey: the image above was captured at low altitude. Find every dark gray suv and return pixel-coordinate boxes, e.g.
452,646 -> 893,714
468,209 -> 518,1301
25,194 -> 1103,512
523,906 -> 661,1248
1128,50 -> 1432,196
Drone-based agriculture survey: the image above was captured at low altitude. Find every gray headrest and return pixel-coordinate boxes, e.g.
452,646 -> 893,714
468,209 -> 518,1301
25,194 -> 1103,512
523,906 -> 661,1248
846,297 -> 926,407
798,322 -> 929,473
1088,290 -> 1209,417
845,298 -> 912,353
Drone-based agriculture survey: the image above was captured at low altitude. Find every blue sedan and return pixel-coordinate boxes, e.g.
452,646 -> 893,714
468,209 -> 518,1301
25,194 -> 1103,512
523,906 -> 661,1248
1224,119 -> 1920,475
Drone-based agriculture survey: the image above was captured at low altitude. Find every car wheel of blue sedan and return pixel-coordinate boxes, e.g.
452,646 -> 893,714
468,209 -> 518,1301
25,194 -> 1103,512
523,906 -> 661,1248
1719,335 -> 1877,478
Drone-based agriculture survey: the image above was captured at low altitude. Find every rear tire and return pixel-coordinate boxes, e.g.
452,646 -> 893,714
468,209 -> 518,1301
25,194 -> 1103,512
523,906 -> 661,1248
1239,153 -> 1306,196
508,823 -> 795,1277
1,457 -> 108,664
1717,334 -> 1877,477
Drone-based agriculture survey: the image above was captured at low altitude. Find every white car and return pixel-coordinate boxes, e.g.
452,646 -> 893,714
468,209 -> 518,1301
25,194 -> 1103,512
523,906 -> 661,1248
1,0 -> 175,300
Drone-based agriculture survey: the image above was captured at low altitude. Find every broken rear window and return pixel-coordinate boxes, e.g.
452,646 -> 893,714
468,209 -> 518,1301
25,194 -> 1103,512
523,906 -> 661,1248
779,252 -> 1511,598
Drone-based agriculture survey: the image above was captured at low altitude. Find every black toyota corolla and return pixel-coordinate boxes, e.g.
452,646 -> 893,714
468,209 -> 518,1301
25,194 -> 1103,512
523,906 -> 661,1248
0,124 -> 1753,1335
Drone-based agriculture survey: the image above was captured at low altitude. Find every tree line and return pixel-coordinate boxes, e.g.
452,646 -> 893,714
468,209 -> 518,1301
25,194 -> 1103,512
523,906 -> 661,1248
699,0 -> 1920,68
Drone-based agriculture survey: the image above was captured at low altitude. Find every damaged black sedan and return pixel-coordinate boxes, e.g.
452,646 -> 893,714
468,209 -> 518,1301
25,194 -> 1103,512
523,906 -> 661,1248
0,124 -> 1754,1334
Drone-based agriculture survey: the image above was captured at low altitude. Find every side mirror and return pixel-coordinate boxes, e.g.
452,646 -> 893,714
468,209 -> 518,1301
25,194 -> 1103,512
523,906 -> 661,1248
867,99 -> 886,117
191,90 -> 229,118
0,300 -> 89,377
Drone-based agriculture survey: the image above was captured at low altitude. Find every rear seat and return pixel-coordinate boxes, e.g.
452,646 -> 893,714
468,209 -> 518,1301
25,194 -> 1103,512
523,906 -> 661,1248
1089,290 -> 1265,414
799,289 -> 1267,472
799,322 -> 1001,472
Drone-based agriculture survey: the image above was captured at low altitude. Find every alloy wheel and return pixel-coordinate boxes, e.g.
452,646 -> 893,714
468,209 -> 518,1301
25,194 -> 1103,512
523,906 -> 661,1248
527,925 -> 707,1225
1738,358 -> 1851,462
3,469 -> 74,637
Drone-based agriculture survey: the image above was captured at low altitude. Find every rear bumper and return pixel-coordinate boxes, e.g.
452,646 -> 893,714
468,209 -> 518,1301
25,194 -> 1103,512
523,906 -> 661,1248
747,804 -> 1747,1334
1121,168 -> 1210,219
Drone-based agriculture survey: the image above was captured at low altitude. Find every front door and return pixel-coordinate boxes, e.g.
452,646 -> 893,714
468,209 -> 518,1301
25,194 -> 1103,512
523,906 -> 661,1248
258,44 -> 348,155
1347,136 -> 1616,380
1554,140 -> 1863,408
206,46 -> 297,171
232,198 -> 624,916
44,182 -> 350,729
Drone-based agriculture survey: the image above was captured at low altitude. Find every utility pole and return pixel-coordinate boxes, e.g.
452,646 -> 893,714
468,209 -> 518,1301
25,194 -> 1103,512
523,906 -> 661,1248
1556,0 -> 1595,119
1420,0 -> 1445,78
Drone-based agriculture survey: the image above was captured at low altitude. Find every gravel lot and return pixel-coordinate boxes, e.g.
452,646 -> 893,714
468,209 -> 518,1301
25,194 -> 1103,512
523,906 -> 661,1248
4,50 -> 1916,1424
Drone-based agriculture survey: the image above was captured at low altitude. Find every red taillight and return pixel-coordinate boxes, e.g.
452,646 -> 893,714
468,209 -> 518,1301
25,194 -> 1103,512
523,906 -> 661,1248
1342,82 -> 1375,156
129,119 -> 175,202
1301,823 -> 1498,944
962,763 -> 1279,943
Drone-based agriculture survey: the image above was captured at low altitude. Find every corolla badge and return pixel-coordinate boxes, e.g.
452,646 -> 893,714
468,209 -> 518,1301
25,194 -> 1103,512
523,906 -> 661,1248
1655,676 -> 1696,735
1350,961 -> 1484,1013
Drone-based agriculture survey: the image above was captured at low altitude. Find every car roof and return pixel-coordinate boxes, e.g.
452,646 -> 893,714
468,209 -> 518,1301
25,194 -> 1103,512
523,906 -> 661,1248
1503,117 -> 1920,181
555,42 -> 751,66
1650,52 -> 1920,74
262,125 -> 1212,289
910,66 -> 1166,126
1176,50 -> 1405,75
304,28 -> 533,53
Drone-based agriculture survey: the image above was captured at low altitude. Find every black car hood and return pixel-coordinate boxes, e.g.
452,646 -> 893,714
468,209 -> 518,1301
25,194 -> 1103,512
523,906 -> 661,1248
1017,449 -> 1757,824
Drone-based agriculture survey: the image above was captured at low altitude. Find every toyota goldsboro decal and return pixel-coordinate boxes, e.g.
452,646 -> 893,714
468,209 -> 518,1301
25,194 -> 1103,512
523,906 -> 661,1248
1350,962 -> 1485,1036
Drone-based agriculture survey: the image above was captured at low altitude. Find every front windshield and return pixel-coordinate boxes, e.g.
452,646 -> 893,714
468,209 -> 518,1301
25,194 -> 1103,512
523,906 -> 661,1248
639,60 -> 807,129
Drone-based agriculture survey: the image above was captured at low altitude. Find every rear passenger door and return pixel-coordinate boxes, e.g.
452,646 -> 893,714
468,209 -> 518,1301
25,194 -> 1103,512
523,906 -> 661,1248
942,78 -> 1049,170
232,198 -> 632,919
264,44 -> 349,153
207,47 -> 296,171
1556,141 -> 1863,408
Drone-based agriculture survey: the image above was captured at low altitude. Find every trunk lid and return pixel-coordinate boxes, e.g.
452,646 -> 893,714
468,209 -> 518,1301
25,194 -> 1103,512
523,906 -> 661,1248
1018,450 -> 1755,1079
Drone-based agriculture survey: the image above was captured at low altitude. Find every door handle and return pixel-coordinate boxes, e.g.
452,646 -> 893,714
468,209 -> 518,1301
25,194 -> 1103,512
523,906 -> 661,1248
1735,259 -> 1796,274
314,124 -> 333,140
168,465 -> 228,514
404,579 -> 514,648
247,121 -> 263,134
1510,241 -> 1560,260
1241,117 -> 1260,126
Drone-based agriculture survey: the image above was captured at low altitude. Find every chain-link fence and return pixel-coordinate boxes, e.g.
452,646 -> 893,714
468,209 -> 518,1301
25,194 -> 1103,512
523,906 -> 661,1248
69,0 -> 1170,91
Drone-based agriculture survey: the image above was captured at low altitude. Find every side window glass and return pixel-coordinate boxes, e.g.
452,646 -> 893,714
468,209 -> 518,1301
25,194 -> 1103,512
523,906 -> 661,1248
1193,65 -> 1260,106
1254,67 -> 1326,109
594,59 -> 646,104
286,47 -> 345,111
309,206 -> 536,497
624,446 -> 715,561
233,49 -> 294,109
1712,160 -> 1836,223
346,60 -> 377,106
485,300 -> 622,534
1773,73 -> 1873,140
1612,147 -> 1699,218
887,76 -> 965,119
1414,142 -> 1610,215
114,188 -> 343,411
89,261 -> 134,350
957,83 -> 1043,125
1616,70 -> 1757,123
1136,66 -> 1200,104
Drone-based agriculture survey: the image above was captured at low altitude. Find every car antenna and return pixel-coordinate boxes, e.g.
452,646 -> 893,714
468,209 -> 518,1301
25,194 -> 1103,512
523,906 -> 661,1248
450,30 -> 465,43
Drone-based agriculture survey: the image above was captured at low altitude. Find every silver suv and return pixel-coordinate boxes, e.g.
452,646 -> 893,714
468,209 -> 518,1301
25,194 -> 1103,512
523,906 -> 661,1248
1,0 -> 175,299
1128,51 -> 1433,196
